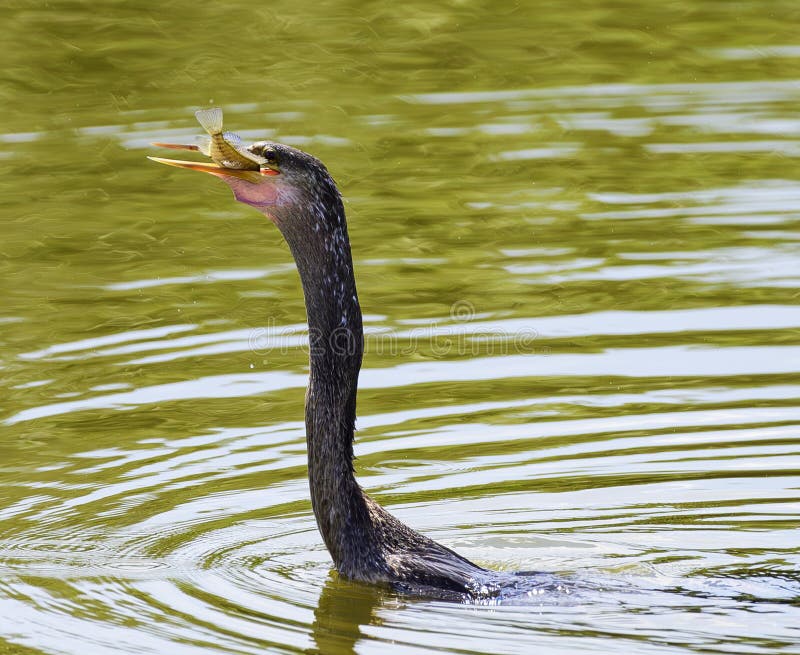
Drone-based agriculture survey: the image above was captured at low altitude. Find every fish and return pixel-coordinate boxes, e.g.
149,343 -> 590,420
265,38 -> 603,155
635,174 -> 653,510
193,107 -> 264,171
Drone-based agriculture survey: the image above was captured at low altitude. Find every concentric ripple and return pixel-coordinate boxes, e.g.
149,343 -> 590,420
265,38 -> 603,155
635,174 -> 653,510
3,1 -> 800,653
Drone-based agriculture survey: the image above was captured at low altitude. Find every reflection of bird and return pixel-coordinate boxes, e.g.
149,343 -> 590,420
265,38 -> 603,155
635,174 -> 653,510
150,115 -> 500,597
311,573 -> 385,655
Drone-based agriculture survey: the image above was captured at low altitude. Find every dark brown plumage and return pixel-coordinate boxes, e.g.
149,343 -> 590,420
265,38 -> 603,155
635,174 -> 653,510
240,143 -> 488,593
151,133 -> 536,599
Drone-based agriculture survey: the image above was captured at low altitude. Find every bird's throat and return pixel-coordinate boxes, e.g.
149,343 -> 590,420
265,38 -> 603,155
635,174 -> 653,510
273,201 -> 370,565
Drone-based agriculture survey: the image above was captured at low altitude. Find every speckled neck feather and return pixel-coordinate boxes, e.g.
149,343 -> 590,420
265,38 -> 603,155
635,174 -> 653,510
258,161 -> 491,596
271,183 -> 372,569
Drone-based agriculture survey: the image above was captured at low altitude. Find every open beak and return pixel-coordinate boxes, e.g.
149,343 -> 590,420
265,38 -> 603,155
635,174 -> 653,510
148,142 -> 267,182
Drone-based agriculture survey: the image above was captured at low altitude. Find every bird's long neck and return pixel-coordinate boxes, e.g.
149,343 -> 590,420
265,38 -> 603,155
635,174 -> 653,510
273,195 -> 373,567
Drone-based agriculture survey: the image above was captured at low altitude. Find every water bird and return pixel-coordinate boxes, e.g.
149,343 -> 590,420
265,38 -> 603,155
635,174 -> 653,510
149,109 -> 539,599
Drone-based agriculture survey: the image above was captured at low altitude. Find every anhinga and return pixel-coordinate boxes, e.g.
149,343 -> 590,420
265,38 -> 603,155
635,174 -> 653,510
150,109 -> 535,599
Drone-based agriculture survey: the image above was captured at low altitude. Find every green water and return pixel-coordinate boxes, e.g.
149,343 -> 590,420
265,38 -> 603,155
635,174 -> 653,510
2,1 -> 800,653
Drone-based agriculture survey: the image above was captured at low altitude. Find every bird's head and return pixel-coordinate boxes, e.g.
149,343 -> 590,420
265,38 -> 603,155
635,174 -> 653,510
149,140 -> 342,230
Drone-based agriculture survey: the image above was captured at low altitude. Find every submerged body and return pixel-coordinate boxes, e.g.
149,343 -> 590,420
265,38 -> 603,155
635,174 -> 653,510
149,109 -> 536,599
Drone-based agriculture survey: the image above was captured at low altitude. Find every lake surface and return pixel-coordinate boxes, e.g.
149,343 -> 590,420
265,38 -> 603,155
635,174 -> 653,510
2,1 -> 800,653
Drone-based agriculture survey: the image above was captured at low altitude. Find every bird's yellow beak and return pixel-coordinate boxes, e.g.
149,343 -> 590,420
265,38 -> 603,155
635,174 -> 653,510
148,143 -> 267,182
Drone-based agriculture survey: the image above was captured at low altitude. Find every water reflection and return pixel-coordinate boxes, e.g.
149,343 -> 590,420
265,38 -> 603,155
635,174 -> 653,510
2,0 -> 800,653
309,575 -> 387,655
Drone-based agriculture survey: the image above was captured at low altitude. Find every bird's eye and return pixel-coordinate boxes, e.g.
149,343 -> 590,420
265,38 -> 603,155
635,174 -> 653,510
262,148 -> 278,162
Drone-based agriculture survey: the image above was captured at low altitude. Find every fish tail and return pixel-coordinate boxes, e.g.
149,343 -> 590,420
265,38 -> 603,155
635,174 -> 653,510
195,107 -> 223,135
